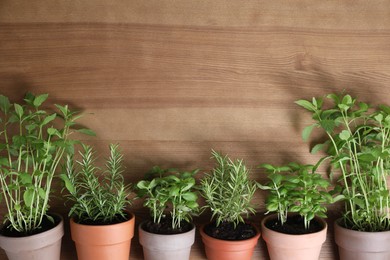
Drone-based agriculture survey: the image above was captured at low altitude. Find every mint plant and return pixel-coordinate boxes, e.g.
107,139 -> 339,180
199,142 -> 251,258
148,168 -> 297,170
258,163 -> 334,229
200,150 -> 257,227
0,93 -> 93,235
136,166 -> 199,230
61,144 -> 132,224
296,93 -> 390,231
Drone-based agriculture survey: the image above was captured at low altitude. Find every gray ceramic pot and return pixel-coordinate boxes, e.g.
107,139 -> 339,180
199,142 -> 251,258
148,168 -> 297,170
0,213 -> 64,260
139,221 -> 195,260
334,219 -> 390,260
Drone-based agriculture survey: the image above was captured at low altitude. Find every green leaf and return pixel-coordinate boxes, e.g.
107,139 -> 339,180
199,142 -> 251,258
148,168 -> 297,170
46,215 -> 54,224
257,183 -> 272,190
353,198 -> 365,208
14,104 -> 23,118
182,192 -> 197,201
332,194 -> 345,203
38,188 -> 46,199
295,100 -> 316,112
169,187 -> 180,196
290,205 -> 301,212
76,128 -> 96,136
266,203 -> 278,212
342,94 -> 352,105
339,130 -> 351,140
23,189 -> 35,208
374,114 -> 384,123
0,95 -> 11,113
54,104 -> 68,116
42,113 -> 57,126
47,127 -> 60,137
327,93 -> 340,104
320,120 -> 336,133
302,124 -> 315,141
19,173 -> 32,185
33,94 -> 49,108
338,104 -> 349,111
136,180 -> 150,190
0,157 -> 9,167
269,173 -> 282,185
311,143 -> 325,154
259,163 -> 275,171
358,153 -> 376,162
379,104 -> 390,115
60,174 -> 75,193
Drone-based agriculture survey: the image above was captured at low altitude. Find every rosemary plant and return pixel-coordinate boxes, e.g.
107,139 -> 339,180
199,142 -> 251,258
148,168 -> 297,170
137,166 -> 199,230
200,150 -> 257,227
0,93 -> 93,235
61,144 -> 132,224
296,93 -> 390,231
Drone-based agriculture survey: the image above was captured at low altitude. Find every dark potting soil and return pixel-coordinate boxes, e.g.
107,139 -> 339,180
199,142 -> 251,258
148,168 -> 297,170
76,212 -> 131,225
265,214 -> 323,235
0,214 -> 61,237
142,217 -> 193,235
204,222 -> 257,241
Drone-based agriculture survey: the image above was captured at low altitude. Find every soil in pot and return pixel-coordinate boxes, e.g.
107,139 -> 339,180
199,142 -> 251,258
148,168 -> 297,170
142,217 -> 193,234
203,221 -> 257,240
74,212 -> 131,226
0,214 -> 61,237
265,214 -> 323,235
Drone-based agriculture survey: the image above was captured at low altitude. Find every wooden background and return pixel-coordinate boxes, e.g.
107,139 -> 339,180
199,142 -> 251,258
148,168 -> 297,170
1,1 -> 390,259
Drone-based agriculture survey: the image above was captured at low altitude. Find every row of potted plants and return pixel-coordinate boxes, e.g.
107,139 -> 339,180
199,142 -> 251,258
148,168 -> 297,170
0,92 -> 389,260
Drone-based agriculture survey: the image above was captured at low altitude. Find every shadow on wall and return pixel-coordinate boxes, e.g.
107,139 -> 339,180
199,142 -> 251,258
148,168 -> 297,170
0,73 -> 86,112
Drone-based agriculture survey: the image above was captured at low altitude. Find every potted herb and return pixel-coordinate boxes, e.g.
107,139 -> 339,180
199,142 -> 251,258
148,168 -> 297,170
60,144 -> 134,260
258,162 -> 335,260
136,166 -> 199,260
296,93 -> 390,259
0,93 -> 92,260
199,150 -> 260,260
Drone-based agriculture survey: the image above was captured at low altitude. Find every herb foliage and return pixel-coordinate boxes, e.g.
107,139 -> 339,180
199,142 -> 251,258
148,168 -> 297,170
61,144 -> 132,224
258,163 -> 334,229
200,150 -> 256,228
0,93 -> 93,234
137,166 -> 199,230
296,93 -> 390,231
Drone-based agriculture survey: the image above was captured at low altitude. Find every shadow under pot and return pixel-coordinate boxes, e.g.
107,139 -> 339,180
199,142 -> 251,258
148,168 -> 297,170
261,214 -> 327,260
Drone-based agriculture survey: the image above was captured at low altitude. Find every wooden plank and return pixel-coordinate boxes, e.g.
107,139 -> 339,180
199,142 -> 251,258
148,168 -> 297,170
1,0 -> 390,31
1,1 -> 390,259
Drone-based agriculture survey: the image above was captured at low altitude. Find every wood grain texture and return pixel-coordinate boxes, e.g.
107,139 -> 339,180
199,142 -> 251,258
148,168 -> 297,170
1,0 -> 390,259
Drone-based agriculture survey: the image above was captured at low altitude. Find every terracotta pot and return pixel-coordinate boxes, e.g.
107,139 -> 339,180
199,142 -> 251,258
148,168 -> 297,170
138,221 -> 196,260
261,214 -> 327,260
334,219 -> 390,260
199,223 -> 260,260
0,213 -> 64,260
70,212 -> 135,260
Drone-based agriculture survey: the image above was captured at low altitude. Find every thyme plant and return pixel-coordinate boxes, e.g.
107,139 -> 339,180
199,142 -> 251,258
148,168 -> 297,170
0,93 -> 93,234
61,144 -> 132,224
258,163 -> 333,229
200,150 -> 257,227
296,93 -> 390,231
136,166 -> 199,230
